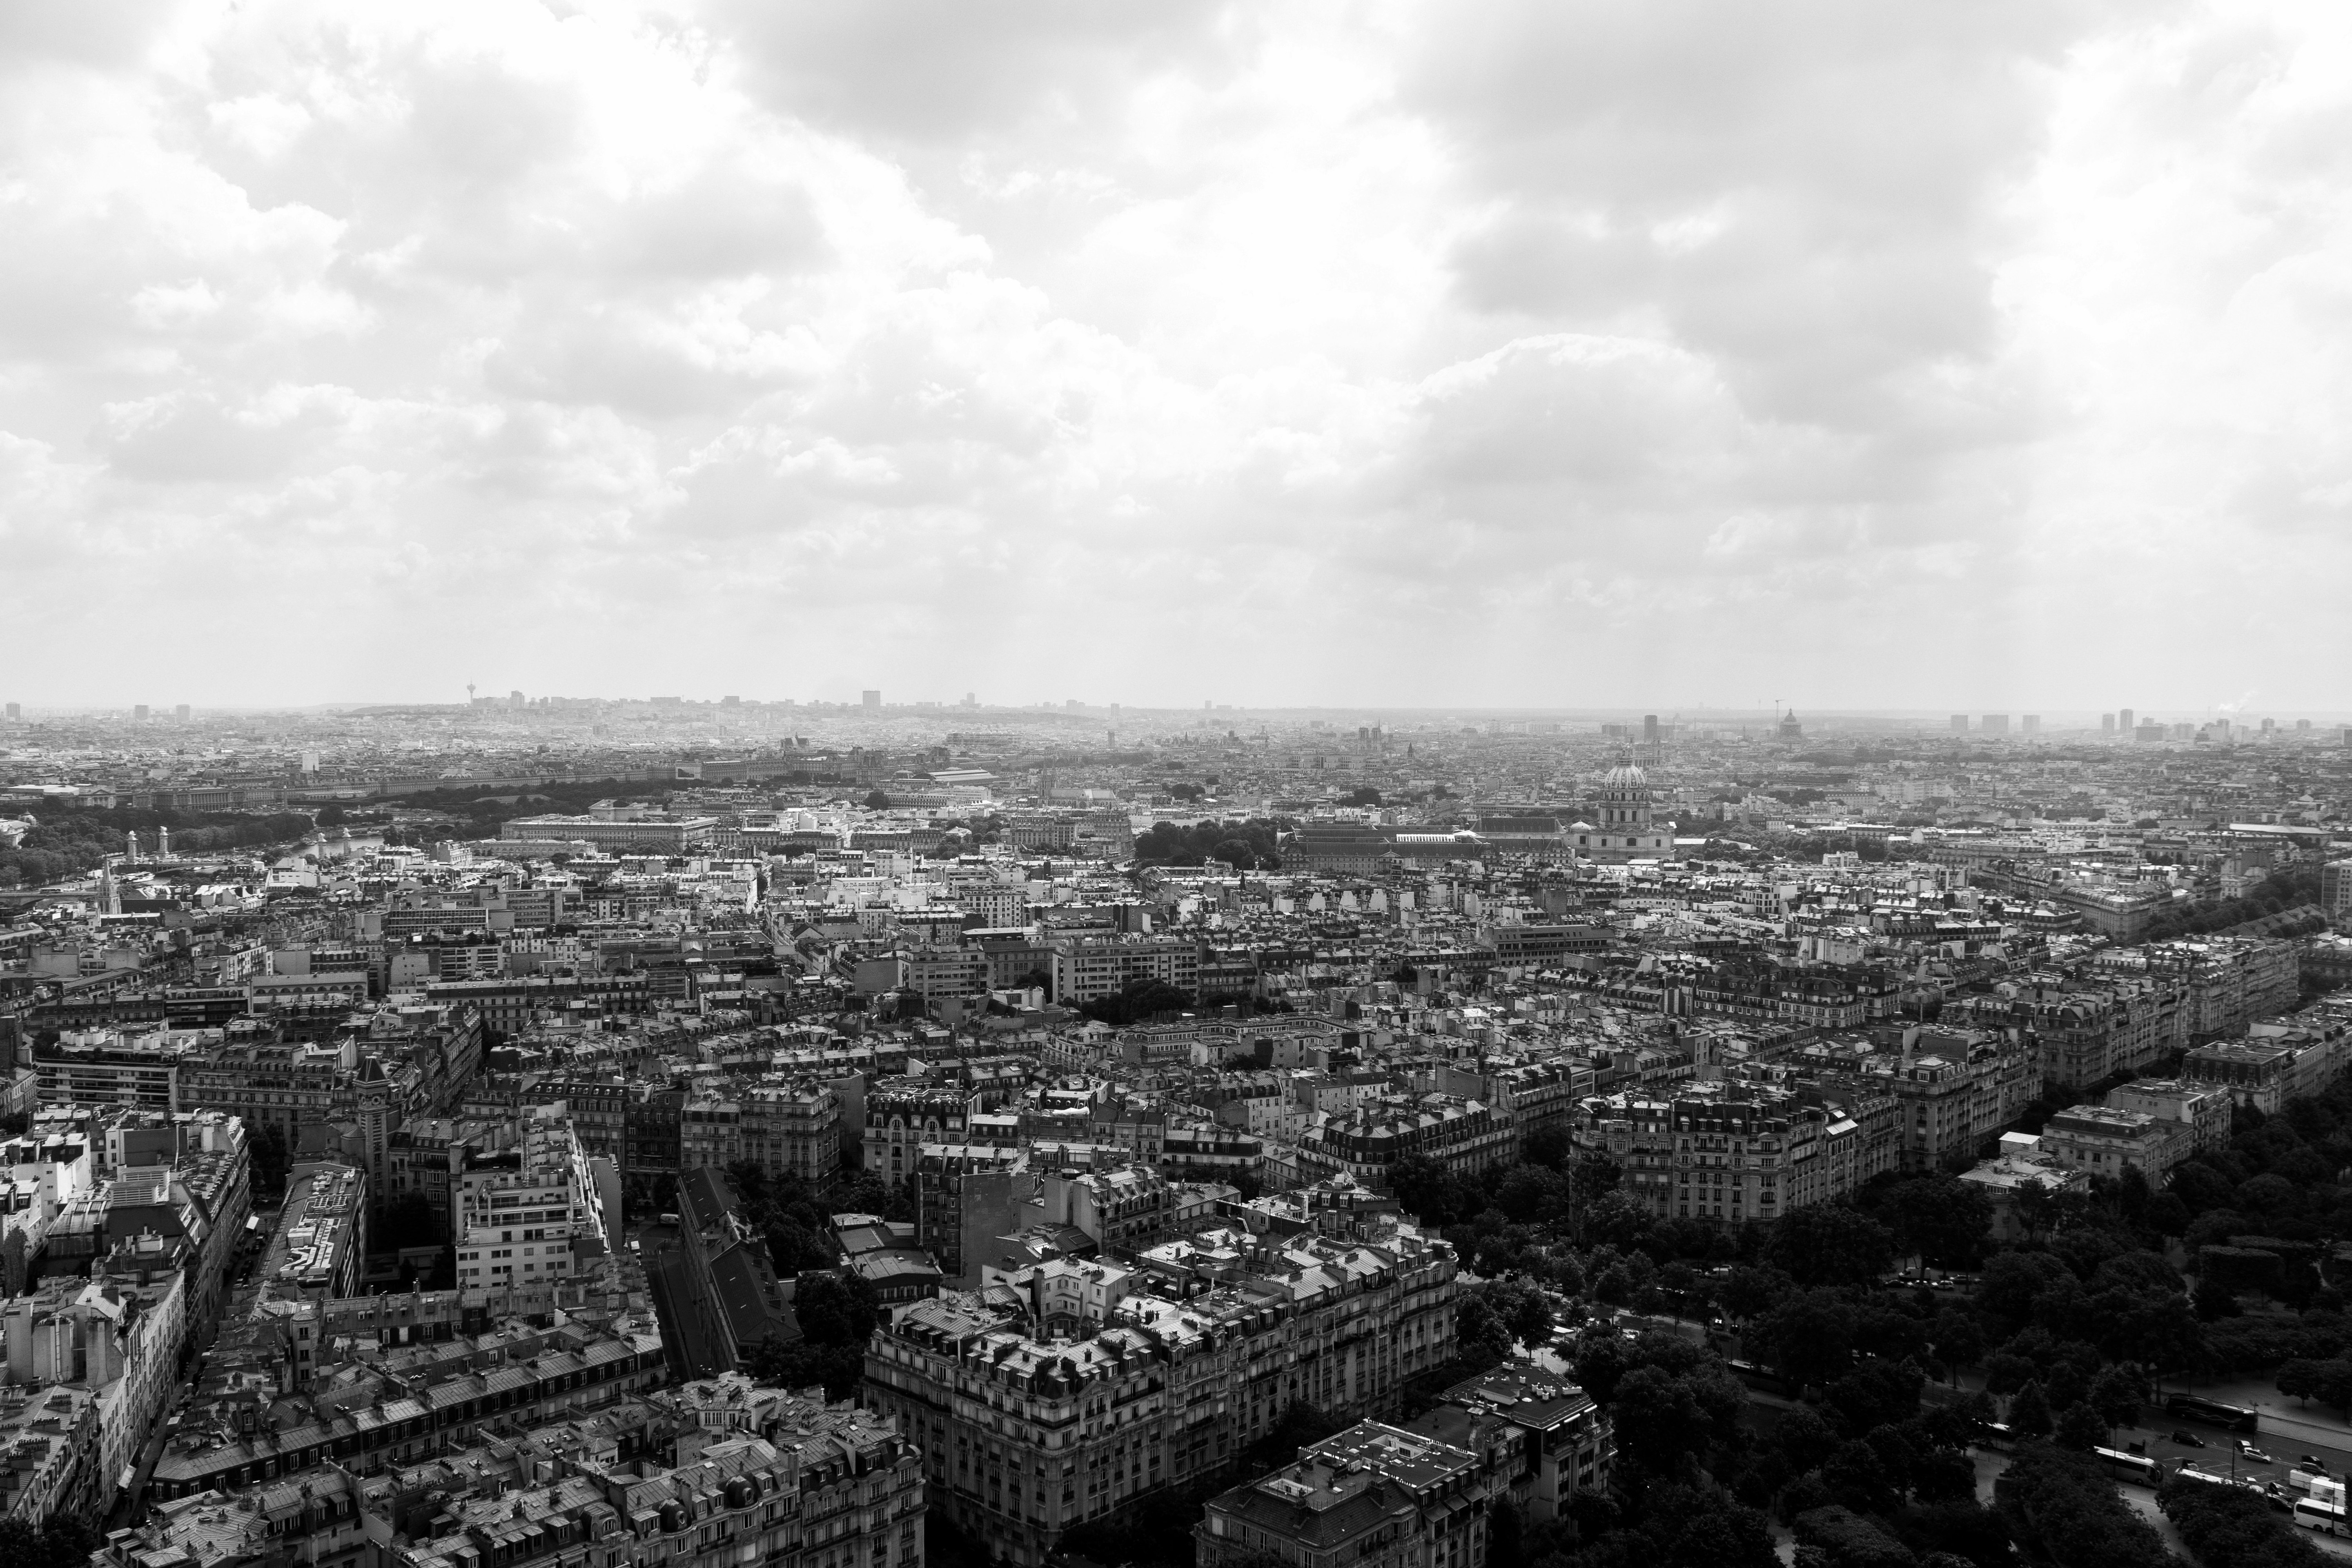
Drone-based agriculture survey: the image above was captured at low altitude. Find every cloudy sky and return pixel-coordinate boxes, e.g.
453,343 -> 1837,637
5,0 -> 2350,713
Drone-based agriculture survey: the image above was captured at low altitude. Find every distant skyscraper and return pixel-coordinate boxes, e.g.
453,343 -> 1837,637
510,689 -> 524,708
134,703 -> 149,721
2101,713 -> 2115,735
3,702 -> 16,722
862,690 -> 882,710
1949,714 -> 1969,733
2022,715 -> 2040,736
2119,707 -> 2134,734
1643,714 -> 1659,744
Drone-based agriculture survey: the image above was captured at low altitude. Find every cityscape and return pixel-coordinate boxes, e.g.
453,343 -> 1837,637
0,698 -> 2350,1568
11,7 -> 2352,1568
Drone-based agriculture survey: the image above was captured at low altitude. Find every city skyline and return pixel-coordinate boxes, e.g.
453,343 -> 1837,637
5,3 -> 2352,707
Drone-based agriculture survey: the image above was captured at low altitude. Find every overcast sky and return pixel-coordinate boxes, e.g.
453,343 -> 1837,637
5,1 -> 2350,714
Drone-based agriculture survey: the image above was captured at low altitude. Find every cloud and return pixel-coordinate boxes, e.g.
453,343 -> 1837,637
3,0 -> 2351,709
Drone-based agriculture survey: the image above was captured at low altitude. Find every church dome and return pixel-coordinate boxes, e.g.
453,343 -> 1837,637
1601,762 -> 1647,790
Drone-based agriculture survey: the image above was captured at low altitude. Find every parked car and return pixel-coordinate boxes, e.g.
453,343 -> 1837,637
2172,1431 -> 2207,1448
2299,1454 -> 2326,1470
2238,1441 -> 2276,1465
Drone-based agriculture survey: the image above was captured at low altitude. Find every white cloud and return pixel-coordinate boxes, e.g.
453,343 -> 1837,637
3,0 -> 2350,708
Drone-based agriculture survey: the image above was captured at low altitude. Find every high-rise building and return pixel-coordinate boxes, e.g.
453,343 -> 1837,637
133,704 -> 149,721
2120,706 -> 2135,733
863,689 -> 882,709
2022,714 -> 2040,735
2102,713 -> 2116,735
2324,861 -> 2352,922
1949,714 -> 1969,733
172,703 -> 189,722
509,689 -> 524,707
1642,713 -> 1659,743
4,702 -> 16,721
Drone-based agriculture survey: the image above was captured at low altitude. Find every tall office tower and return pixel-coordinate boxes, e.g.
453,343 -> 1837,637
1950,714 -> 1969,733
1982,714 -> 2009,735
3,703 -> 16,721
862,689 -> 882,709
2022,715 -> 2040,736
2120,707 -> 2134,734
134,704 -> 149,721
510,689 -> 524,707
1643,713 -> 1660,743
2102,713 -> 2115,735
173,703 -> 189,722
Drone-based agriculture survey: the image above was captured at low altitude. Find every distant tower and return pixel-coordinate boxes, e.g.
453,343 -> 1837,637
467,683 -> 477,706
157,826 -> 171,860
125,831 -> 139,863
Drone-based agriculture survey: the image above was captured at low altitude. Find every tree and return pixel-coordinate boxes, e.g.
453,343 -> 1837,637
1077,976 -> 1195,1026
249,1121 -> 291,1198
2087,1364 -> 2142,1431
1929,1308 -> 1984,1381
377,1190 -> 441,1250
1746,1290 -> 1858,1390
793,1270 -> 879,1348
1766,1205 -> 1895,1289
2192,1277 -> 2241,1321
1209,838 -> 1262,871
2007,1380 -> 2053,1438
1497,1165 -> 1569,1224
1524,1123 -> 1575,1172
1793,1505 -> 1916,1568
1995,1444 -> 2172,1568
2054,1402 -> 2106,1451
864,790 -> 891,809
1871,1175 -> 1993,1270
1610,1364 -> 1743,1477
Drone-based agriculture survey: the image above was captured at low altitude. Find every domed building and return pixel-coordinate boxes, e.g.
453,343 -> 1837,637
1567,760 -> 1677,862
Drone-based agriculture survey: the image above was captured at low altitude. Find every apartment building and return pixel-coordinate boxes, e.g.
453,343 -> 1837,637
681,1083 -> 840,1187
2035,1105 -> 2186,1183
1296,1095 -> 1517,1190
1196,1421 -> 1500,1568
867,1081 -> 971,1187
1050,935 -> 1202,1005
915,1142 -> 1027,1286
32,1027 -> 185,1112
5,1268 -> 184,1513
1793,1028 -> 2038,1172
148,1316 -> 667,1499
0,1385 -> 100,1525
862,1219 -> 1458,1566
270,1161 -> 370,1321
452,1109 -> 608,1298
2103,1078 -> 2234,1158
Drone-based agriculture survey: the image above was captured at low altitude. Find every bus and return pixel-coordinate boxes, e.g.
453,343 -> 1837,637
2165,1394 -> 2260,1433
2295,1498 -> 2348,1537
2096,1447 -> 2162,1486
